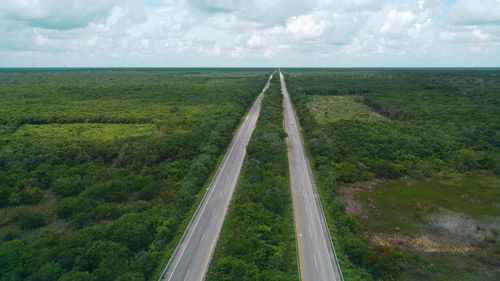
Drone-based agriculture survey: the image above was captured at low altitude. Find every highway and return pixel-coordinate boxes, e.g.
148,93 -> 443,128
159,73 -> 274,281
280,70 -> 343,281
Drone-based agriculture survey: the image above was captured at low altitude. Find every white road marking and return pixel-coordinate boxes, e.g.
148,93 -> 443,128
281,71 -> 342,281
183,269 -> 190,281
200,233 -> 206,244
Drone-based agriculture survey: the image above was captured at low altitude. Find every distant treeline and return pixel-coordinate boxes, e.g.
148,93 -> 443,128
362,97 -> 409,121
303,87 -> 370,95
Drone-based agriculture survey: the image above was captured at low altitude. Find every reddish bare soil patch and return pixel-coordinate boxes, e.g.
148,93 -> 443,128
369,233 -> 476,253
339,179 -> 385,218
339,179 -> 496,254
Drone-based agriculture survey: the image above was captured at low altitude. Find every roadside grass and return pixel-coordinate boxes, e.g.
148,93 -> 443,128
307,95 -> 387,124
357,174 -> 500,235
10,123 -> 159,143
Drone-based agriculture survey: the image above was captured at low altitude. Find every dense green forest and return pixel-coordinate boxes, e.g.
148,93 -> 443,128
0,69 -> 269,281
287,69 -> 499,182
206,76 -> 298,281
1,68 -> 498,281
286,69 -> 500,280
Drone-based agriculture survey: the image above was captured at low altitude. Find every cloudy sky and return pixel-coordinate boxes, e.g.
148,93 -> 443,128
0,0 -> 499,67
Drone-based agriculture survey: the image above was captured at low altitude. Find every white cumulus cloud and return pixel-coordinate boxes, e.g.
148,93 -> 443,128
0,0 -> 498,66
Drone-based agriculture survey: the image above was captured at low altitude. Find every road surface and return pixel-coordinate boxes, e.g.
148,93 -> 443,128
280,71 -> 343,281
159,73 -> 274,281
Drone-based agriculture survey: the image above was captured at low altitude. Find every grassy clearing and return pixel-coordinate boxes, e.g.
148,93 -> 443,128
357,175 -> 500,234
400,251 -> 499,281
10,123 -> 159,142
350,174 -> 500,281
307,95 -> 387,124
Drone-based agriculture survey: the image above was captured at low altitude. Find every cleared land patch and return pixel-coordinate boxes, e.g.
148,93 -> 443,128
10,123 -> 159,142
355,175 -> 500,234
342,175 -> 500,281
307,95 -> 387,123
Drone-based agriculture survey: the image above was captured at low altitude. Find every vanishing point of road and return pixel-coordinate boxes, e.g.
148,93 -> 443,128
280,70 -> 343,281
158,73 -> 274,281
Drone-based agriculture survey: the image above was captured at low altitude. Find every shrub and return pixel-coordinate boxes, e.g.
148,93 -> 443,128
0,187 -> 12,207
81,180 -> 127,202
52,176 -> 83,197
58,270 -> 96,281
116,272 -> 145,281
56,197 -> 95,219
32,262 -> 63,281
336,162 -> 361,182
15,212 -> 47,230
109,214 -> 152,251
344,236 -> 370,266
20,187 -> 44,204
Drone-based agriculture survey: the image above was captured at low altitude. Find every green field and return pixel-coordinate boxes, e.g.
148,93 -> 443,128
8,124 -> 159,143
0,69 -> 270,281
352,175 -> 500,281
307,95 -> 387,124
358,175 -> 500,234
287,69 -> 500,281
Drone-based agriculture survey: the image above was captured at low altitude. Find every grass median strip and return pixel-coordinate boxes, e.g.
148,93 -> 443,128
206,76 -> 298,281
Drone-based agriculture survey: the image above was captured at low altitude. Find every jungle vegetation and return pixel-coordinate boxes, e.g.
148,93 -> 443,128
286,68 -> 500,281
0,69 -> 270,281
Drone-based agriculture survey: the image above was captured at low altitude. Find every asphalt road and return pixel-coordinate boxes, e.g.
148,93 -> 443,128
159,73 -> 274,281
280,71 -> 343,281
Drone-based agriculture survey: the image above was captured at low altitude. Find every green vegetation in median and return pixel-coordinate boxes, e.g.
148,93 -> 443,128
0,69 -> 270,281
206,77 -> 298,281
